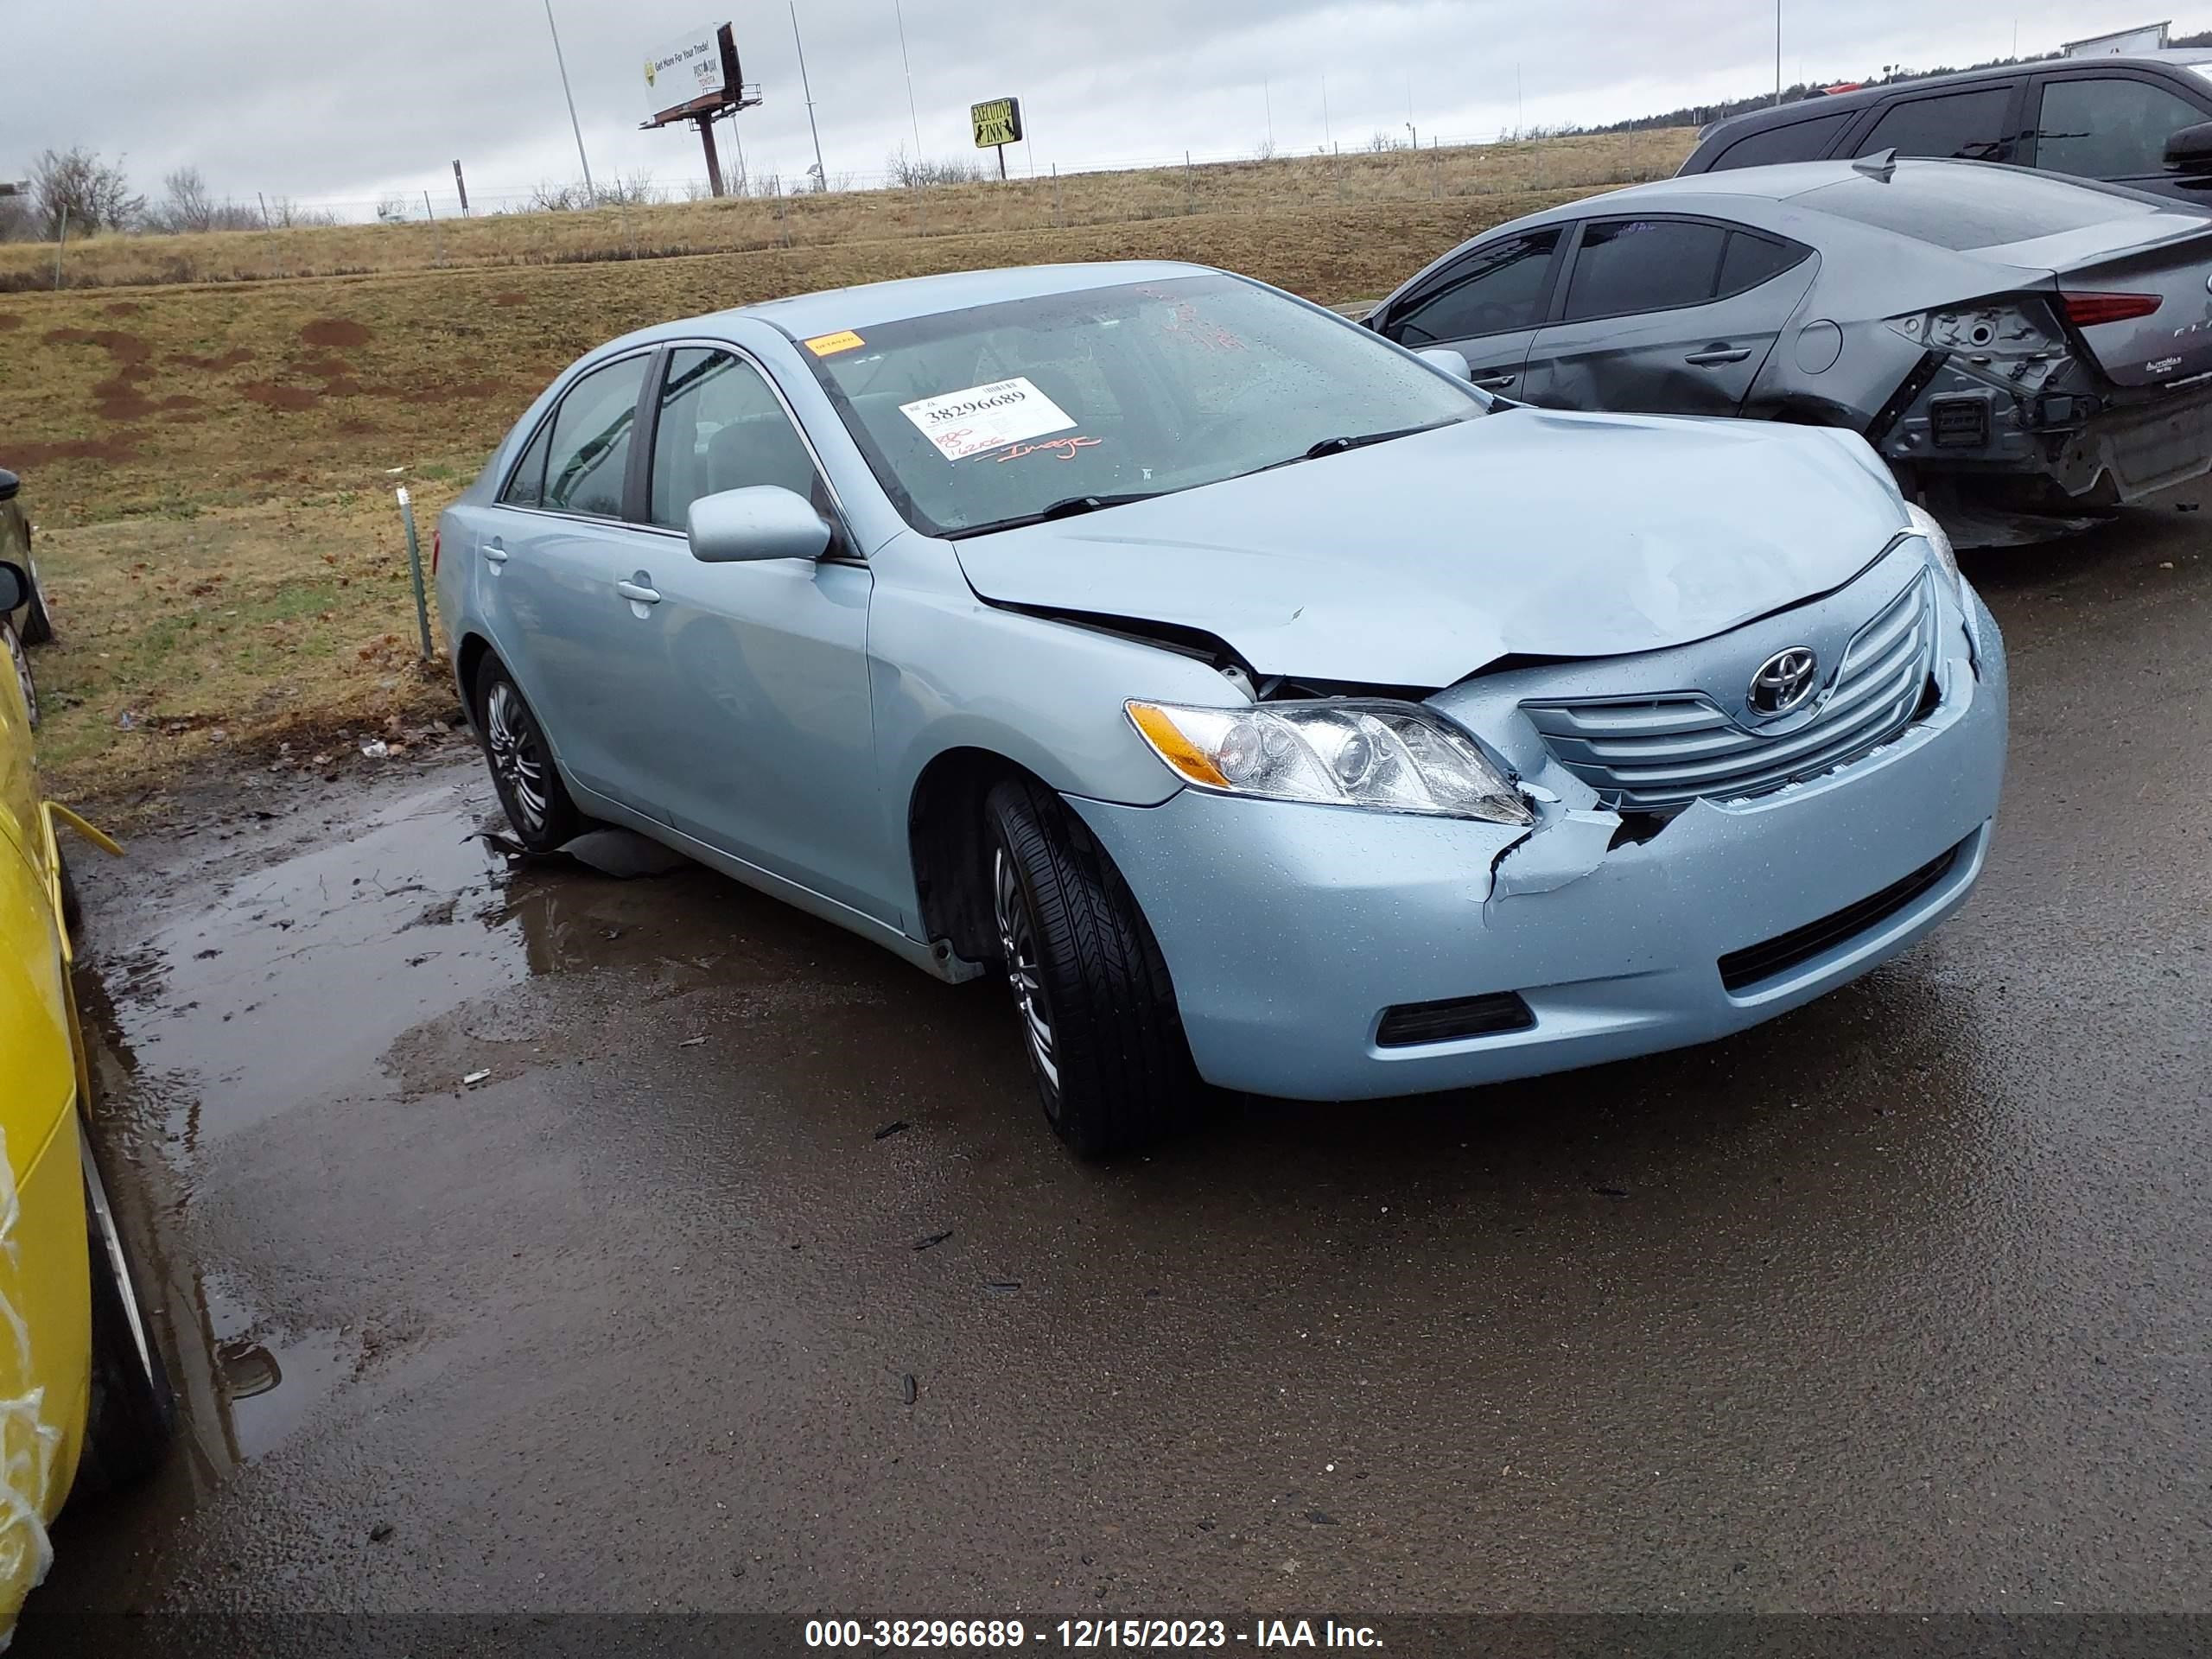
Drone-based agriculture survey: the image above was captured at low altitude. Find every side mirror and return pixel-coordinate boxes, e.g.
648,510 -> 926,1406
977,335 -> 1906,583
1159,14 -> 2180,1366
0,469 -> 18,505
1417,346 -> 1473,382
0,562 -> 27,614
2164,120 -> 2212,171
686,486 -> 834,564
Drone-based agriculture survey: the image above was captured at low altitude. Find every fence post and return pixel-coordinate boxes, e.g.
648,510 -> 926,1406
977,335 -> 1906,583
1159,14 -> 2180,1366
257,191 -> 272,229
774,178 -> 790,247
1185,150 -> 1194,215
1052,162 -> 1064,227
52,207 -> 67,291
395,489 -> 434,663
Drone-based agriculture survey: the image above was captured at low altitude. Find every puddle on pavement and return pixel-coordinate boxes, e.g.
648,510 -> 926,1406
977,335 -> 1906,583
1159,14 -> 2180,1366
89,769 -> 751,1157
69,764 -> 865,1491
199,1268 -> 354,1465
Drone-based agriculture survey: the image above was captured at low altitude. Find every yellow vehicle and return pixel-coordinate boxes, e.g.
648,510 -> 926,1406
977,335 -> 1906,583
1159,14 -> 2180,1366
0,558 -> 171,1640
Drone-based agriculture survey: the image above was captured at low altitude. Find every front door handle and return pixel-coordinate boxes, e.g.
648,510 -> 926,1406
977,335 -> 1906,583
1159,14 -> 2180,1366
483,540 -> 509,564
1685,345 -> 1751,366
615,577 -> 661,605
1473,372 -> 1517,389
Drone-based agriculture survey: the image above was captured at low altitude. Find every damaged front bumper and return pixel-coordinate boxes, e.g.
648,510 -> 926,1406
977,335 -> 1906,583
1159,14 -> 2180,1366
1069,585 -> 2007,1102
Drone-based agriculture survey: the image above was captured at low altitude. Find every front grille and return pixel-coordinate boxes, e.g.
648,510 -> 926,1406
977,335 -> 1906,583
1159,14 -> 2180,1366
1376,991 -> 1535,1048
1929,394 -> 1993,448
1717,837 -> 1966,993
1521,570 -> 1936,813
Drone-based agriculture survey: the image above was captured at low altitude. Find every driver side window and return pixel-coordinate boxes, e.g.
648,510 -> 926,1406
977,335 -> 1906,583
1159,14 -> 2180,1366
1387,230 -> 1560,346
648,348 -> 822,530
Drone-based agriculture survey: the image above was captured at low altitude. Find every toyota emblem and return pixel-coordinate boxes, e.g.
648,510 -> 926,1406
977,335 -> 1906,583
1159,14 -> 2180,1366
1748,647 -> 1820,717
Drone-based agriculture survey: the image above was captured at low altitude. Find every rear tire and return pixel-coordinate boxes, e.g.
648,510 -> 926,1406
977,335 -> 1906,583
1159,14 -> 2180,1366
472,655 -> 581,854
982,778 -> 1201,1158
72,1124 -> 174,1498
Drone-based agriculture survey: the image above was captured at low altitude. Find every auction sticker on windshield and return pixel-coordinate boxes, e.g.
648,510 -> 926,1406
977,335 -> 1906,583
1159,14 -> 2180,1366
899,376 -> 1075,461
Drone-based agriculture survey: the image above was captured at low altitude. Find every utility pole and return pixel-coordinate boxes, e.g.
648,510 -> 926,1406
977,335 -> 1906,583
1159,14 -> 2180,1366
1774,0 -> 1783,105
893,0 -> 924,162
542,0 -> 595,201
1264,78 -> 1274,149
791,2 -> 829,192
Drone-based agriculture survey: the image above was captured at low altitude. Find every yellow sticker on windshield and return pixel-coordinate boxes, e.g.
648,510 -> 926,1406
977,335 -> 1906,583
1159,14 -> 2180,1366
804,330 -> 865,356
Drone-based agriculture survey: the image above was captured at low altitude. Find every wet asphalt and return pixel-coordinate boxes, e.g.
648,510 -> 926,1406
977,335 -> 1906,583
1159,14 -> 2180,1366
17,493 -> 2212,1652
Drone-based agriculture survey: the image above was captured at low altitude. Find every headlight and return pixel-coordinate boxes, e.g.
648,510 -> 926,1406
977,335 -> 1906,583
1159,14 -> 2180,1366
1126,698 -> 1533,825
1905,502 -> 1963,601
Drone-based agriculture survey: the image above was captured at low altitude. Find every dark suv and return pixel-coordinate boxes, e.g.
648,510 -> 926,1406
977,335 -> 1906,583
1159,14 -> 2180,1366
1678,51 -> 2212,206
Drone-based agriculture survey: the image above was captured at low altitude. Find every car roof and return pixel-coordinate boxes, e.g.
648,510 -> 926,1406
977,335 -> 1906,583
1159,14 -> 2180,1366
694,260 -> 1217,342
1560,154 -> 2105,211
1698,48 -> 2212,145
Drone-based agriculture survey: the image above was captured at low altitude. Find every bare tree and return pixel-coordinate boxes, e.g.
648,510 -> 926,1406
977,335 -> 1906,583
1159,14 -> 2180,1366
594,169 -> 664,207
29,147 -> 143,237
0,193 -> 33,243
886,147 -> 984,188
148,167 -> 262,233
1254,137 -> 1278,162
263,194 -> 339,229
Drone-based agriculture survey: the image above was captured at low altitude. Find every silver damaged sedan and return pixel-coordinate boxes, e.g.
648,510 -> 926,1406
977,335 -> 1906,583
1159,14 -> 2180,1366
435,261 -> 2008,1156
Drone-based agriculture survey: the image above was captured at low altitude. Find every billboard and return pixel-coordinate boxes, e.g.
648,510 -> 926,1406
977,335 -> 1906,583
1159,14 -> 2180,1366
645,22 -> 742,124
971,97 -> 1024,149
2061,20 -> 2170,57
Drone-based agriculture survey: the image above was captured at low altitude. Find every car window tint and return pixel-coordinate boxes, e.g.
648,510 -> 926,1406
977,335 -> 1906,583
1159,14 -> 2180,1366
1560,219 -> 1729,323
2035,76 -> 2207,177
542,354 -> 650,518
1712,111 -> 1853,168
1389,231 -> 1560,344
1716,230 -> 1810,297
1854,86 -> 2015,162
1794,163 -> 2162,250
649,349 -> 818,530
499,417 -> 554,508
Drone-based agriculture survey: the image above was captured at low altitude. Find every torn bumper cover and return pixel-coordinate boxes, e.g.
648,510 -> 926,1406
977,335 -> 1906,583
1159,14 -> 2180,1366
1068,586 -> 2005,1103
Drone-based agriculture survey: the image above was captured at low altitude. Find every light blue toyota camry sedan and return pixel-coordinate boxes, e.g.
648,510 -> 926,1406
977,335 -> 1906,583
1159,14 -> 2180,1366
435,259 -> 2006,1156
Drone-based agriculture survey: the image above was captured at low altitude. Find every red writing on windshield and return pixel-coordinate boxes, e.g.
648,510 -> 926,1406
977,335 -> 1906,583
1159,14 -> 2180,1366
994,435 -> 1104,463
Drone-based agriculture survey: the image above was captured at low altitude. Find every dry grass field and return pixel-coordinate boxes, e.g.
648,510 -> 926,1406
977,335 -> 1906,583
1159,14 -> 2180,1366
0,130 -> 1692,818
1,132 -> 1694,292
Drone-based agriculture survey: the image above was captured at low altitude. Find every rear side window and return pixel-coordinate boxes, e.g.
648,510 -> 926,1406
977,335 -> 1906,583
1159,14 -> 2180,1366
1712,111 -> 1853,168
1388,230 -> 1560,344
542,354 -> 651,518
1854,86 -> 2016,162
1561,219 -> 1730,321
2034,76 -> 2209,178
1794,165 -> 2162,251
1717,230 -> 1810,296
499,418 -> 554,508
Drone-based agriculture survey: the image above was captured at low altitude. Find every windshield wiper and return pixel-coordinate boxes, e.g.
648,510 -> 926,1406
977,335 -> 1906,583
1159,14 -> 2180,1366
1248,419 -> 1459,476
947,491 -> 1166,538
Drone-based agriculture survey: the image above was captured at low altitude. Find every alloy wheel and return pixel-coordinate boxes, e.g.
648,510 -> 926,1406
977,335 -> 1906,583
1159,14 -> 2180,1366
484,680 -> 549,835
993,845 -> 1059,1092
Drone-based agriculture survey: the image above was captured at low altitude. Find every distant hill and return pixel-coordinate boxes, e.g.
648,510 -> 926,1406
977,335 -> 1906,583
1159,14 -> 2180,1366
1585,26 -> 2212,137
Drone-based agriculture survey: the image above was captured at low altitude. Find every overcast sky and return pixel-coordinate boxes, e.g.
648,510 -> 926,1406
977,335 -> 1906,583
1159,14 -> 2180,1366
11,1 -> 2201,214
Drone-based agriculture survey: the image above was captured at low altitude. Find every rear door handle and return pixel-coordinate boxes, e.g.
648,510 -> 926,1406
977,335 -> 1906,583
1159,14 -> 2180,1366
1473,372 -> 1517,389
483,540 -> 509,565
1685,345 -> 1751,366
615,578 -> 661,605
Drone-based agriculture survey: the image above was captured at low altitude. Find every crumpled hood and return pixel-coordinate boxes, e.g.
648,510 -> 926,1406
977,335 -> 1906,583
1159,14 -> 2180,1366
953,407 -> 1910,686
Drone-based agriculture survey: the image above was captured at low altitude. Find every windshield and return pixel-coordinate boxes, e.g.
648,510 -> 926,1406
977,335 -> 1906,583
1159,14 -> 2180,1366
797,273 -> 1484,537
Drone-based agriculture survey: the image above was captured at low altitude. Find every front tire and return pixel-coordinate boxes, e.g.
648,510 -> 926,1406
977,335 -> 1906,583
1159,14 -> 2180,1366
72,1124 -> 174,1497
983,779 -> 1201,1158
473,656 -> 581,854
